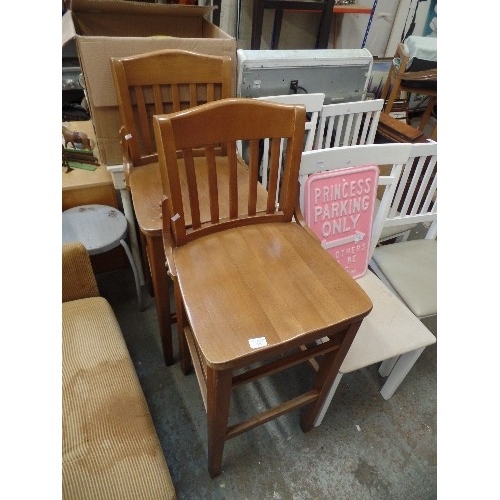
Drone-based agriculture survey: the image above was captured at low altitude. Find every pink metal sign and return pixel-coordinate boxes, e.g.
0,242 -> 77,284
304,165 -> 379,279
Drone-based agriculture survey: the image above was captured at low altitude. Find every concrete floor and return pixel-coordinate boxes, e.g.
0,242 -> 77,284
95,245 -> 437,500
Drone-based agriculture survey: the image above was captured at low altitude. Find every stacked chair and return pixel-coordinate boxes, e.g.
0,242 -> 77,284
111,49 -> 233,367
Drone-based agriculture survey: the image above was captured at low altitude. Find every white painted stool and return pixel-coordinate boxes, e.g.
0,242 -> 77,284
62,204 -> 144,310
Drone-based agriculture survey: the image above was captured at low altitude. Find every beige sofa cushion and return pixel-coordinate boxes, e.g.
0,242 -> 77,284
62,296 -> 176,500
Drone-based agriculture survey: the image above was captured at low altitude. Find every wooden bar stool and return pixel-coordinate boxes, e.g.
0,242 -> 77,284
251,0 -> 336,49
154,98 -> 372,477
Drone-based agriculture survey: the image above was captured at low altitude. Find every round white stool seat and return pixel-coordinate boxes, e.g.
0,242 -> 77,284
62,204 -> 144,310
62,205 -> 127,255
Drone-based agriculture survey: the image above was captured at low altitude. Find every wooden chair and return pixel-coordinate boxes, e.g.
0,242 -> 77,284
110,49 -> 233,366
297,141 -> 437,425
153,98 -> 372,477
380,42 -> 437,133
251,0 -> 336,49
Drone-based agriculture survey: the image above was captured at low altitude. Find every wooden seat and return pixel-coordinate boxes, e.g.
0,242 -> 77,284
153,98 -> 372,477
251,0 -> 336,49
380,42 -> 437,134
110,49 -> 233,366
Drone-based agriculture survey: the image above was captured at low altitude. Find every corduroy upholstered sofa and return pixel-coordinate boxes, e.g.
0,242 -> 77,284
62,242 -> 176,500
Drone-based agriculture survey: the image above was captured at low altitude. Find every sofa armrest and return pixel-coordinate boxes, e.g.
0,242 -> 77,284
62,243 -> 99,303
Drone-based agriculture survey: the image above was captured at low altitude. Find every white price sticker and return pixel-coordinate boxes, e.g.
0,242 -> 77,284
248,337 -> 267,349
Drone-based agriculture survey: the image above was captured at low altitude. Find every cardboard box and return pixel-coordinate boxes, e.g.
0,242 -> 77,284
62,0 -> 236,166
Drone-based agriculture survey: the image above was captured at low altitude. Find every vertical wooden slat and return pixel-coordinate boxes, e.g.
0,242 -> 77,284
135,86 -> 154,153
205,145 -> 220,223
189,83 -> 197,108
207,83 -> 216,103
277,138 -> 286,201
152,84 -> 164,156
260,139 -> 270,188
183,149 -> 201,229
158,118 -> 186,245
228,142 -> 238,219
172,84 -> 181,112
248,139 -> 259,216
267,138 -> 280,213
153,84 -> 164,115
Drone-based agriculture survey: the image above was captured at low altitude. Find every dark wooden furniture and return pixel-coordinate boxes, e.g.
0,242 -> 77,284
154,98 -> 372,477
376,112 -> 425,143
380,42 -> 437,134
251,0 -> 336,49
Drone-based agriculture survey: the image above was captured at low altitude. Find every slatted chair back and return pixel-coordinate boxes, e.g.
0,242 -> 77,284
254,93 -> 325,201
154,98 -> 306,247
314,99 -> 383,150
111,49 -> 233,168
370,141 -> 437,249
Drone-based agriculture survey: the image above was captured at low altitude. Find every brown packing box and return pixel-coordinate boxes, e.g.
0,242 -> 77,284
62,0 -> 236,166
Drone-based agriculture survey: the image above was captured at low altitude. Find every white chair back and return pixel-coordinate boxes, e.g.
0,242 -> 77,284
370,141 -> 437,252
314,99 -> 383,149
255,93 -> 325,198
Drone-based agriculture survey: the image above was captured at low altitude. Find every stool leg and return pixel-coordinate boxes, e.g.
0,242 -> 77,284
313,372 -> 343,427
251,0 -> 264,49
301,320 -> 362,432
271,9 -> 284,49
417,96 -> 437,132
174,278 -> 192,375
119,188 -> 145,287
316,0 -> 335,49
148,235 -> 175,366
211,0 -> 221,27
380,347 -> 425,400
207,367 -> 233,478
120,238 -> 145,311
379,355 -> 398,377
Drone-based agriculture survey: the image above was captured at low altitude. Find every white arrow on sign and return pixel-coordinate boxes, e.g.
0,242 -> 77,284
321,231 -> 365,251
